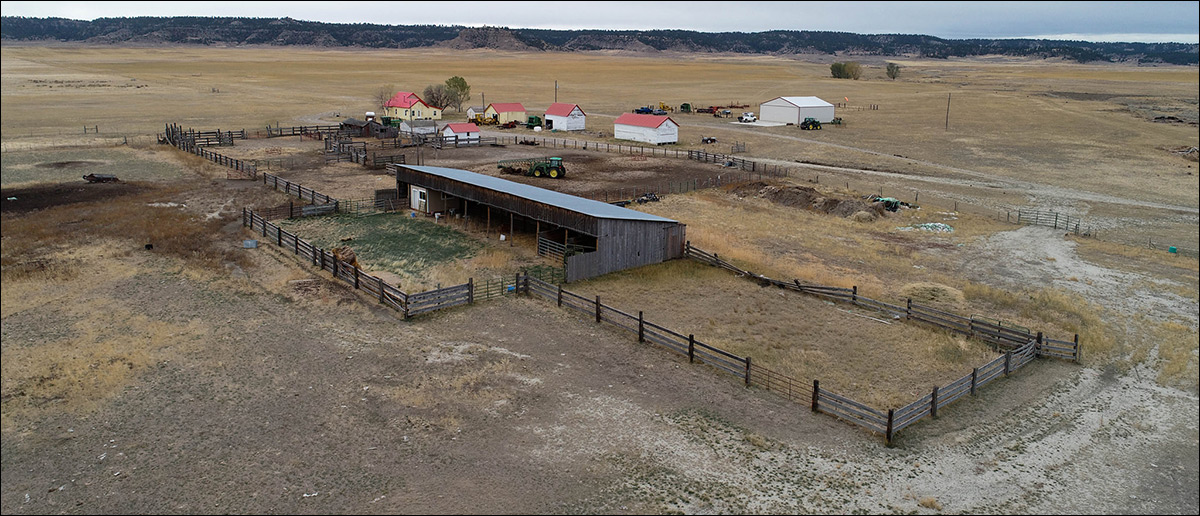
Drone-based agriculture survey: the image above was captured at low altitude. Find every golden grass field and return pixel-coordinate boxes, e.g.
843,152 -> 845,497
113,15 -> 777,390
3,43 -> 1196,393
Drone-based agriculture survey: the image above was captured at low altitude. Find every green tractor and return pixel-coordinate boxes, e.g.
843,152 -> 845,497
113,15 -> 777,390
526,115 -> 543,129
800,117 -> 822,130
497,157 -> 567,179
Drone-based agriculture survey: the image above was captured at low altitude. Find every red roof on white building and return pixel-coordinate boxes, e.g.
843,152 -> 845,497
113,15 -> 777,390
613,113 -> 675,128
385,92 -> 430,109
488,103 -> 526,113
545,103 -> 585,117
444,123 -> 480,133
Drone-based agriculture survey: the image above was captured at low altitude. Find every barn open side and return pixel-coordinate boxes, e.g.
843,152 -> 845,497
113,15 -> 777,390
390,164 -> 686,282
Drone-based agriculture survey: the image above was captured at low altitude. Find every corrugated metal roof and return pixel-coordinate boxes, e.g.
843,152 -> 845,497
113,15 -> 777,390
613,113 -> 676,128
767,96 -> 834,108
385,92 -> 426,109
487,103 -> 526,113
444,123 -> 480,133
402,165 -> 678,223
545,103 -> 585,117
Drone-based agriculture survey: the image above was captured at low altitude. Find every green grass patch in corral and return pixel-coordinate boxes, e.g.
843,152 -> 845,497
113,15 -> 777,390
0,147 -> 183,187
278,212 -> 482,280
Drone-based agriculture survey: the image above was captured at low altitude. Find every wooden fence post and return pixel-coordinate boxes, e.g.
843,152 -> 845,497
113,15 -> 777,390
811,380 -> 820,412
332,254 -> 339,279
638,311 -> 645,342
1074,334 -> 1081,364
319,248 -> 324,270
971,368 -> 978,395
906,298 -> 912,320
886,409 -> 895,446
557,285 -> 563,307
852,286 -> 858,304
353,266 -> 359,289
1004,351 -> 1012,376
688,334 -> 695,363
931,385 -> 939,417
277,226 -> 282,246
378,277 -> 386,304
468,278 -> 474,304
744,357 -> 752,387
595,295 -> 601,323
1036,331 -> 1043,356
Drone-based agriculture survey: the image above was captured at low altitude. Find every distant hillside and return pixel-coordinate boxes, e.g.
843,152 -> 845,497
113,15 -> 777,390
2,16 -> 1196,65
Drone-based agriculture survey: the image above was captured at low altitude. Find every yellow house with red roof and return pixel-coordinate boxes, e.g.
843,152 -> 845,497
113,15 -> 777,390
383,92 -> 442,121
483,103 -> 526,124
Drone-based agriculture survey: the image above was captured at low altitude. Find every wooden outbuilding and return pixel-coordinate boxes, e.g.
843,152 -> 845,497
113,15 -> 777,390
484,103 -> 527,124
613,113 -> 678,145
544,103 -> 586,131
441,123 -> 480,144
392,164 -> 686,282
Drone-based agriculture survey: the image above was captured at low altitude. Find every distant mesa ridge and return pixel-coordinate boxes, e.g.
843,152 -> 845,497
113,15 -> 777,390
1,16 -> 1196,65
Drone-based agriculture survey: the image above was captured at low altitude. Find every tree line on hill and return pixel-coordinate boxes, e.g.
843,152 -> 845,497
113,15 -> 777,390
2,16 -> 1196,65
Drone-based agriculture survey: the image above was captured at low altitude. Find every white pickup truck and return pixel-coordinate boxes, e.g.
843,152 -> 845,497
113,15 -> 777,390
738,112 -> 757,123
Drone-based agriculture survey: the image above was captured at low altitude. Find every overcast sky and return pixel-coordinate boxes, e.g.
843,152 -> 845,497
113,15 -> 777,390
3,1 -> 1197,44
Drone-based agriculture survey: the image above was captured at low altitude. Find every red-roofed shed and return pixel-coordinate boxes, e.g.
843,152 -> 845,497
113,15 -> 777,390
544,103 -> 586,131
613,113 -> 678,144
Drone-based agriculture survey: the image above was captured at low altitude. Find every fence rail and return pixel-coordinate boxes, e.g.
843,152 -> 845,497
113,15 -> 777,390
682,241 -> 1080,443
162,123 -> 257,178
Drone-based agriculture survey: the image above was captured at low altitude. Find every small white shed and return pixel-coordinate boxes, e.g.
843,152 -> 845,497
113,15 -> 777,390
759,96 -> 837,124
442,123 -> 480,144
613,113 -> 678,145
544,103 -> 586,131
400,119 -> 438,136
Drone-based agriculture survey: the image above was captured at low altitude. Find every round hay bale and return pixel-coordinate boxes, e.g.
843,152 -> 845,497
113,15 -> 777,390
899,282 -> 965,309
849,210 -> 877,222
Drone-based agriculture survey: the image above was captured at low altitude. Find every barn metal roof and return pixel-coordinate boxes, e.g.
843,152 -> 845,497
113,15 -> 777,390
401,165 -> 677,223
385,92 -> 428,109
444,123 -> 480,133
613,113 -> 677,128
765,96 -> 834,108
487,103 -> 526,113
545,103 -> 585,117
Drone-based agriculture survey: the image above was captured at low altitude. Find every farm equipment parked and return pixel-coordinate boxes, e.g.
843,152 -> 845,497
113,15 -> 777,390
701,137 -> 718,144
695,106 -> 715,114
800,117 -> 822,130
499,120 -> 519,129
680,103 -> 692,113
472,114 -> 499,125
658,102 -> 675,112
526,115 -> 543,129
497,157 -> 567,178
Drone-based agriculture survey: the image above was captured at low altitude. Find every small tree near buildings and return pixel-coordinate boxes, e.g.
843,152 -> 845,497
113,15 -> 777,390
886,62 -> 901,80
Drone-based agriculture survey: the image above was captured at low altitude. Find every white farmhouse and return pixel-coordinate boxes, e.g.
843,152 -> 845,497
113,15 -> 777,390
759,96 -> 837,124
613,113 -> 678,145
544,103 -> 587,131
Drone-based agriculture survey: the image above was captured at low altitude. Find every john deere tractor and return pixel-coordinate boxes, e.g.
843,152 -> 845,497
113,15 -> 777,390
800,117 -> 822,130
497,157 -> 567,179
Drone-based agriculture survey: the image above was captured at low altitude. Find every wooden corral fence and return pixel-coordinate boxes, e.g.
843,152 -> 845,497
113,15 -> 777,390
161,123 -> 256,179
426,135 -> 498,149
682,242 -> 1080,443
1008,209 -> 1085,235
259,172 -> 337,208
245,208 -> 495,318
265,125 -> 343,138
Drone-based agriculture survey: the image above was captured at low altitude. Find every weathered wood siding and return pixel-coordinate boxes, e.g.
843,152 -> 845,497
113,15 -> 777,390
565,219 -> 686,282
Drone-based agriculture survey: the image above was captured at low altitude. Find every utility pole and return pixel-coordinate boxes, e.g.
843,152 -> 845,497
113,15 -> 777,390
554,80 -> 558,103
945,93 -> 951,131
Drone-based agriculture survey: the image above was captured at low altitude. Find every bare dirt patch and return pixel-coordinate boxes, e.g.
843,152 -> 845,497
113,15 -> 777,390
0,182 -> 149,214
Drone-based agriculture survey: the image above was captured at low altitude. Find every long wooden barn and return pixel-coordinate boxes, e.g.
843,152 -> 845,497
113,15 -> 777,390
391,164 -> 686,282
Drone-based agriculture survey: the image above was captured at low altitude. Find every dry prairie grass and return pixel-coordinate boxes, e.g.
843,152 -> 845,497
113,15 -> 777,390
2,46 -> 1194,208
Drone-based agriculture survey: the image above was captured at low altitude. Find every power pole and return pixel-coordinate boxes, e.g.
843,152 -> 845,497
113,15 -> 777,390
555,80 -> 558,103
945,93 -> 951,131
